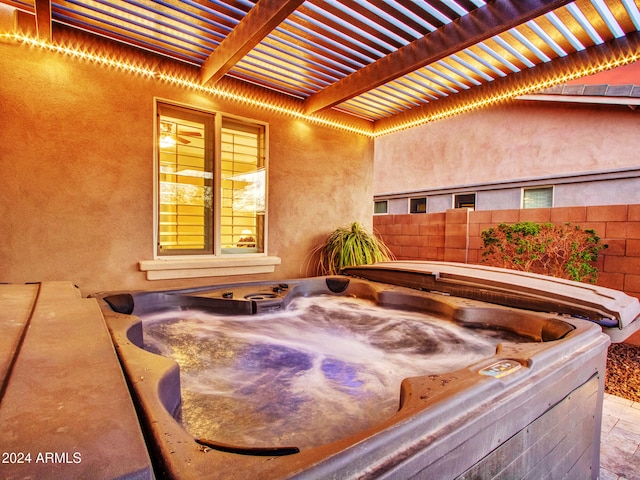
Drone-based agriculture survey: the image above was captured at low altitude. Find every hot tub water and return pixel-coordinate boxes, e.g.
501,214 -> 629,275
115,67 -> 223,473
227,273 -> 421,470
142,295 -> 528,450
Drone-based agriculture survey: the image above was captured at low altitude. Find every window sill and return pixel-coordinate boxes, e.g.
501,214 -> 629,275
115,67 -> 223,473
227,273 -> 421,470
139,256 -> 281,280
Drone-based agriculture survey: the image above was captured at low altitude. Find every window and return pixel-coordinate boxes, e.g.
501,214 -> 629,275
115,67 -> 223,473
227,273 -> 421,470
220,119 -> 266,254
454,193 -> 476,209
156,102 -> 266,256
374,200 -> 388,214
523,187 -> 553,209
409,197 -> 427,214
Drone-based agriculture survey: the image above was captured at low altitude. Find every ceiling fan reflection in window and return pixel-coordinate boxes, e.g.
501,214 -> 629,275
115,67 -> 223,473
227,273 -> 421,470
159,121 -> 203,147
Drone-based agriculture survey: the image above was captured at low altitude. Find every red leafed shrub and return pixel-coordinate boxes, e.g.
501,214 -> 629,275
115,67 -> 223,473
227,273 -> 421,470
480,222 -> 607,283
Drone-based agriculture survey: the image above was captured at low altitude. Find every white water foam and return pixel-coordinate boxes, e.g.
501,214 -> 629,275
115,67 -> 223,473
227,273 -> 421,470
142,295 -> 525,450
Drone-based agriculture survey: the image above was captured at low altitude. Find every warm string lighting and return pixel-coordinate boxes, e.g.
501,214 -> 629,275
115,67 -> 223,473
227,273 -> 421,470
375,51 -> 640,137
7,33 -> 157,77
2,32 -> 373,137
157,73 -> 374,136
4,32 -> 640,138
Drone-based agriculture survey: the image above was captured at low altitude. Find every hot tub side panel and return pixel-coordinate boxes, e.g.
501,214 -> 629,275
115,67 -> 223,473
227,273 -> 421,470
290,321 -> 609,480
324,335 -> 605,480
455,374 -> 601,479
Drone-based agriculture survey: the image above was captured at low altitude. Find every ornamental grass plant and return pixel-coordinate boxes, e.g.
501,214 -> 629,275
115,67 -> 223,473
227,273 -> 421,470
313,222 -> 394,276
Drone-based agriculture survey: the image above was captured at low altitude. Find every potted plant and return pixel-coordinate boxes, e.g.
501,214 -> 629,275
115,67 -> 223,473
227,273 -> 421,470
312,222 -> 394,276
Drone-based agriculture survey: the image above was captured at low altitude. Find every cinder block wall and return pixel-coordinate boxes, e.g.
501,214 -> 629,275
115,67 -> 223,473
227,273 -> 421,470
374,204 -> 640,300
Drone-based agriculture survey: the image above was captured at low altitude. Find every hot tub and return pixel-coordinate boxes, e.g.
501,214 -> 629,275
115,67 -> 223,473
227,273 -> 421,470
93,261 -> 640,480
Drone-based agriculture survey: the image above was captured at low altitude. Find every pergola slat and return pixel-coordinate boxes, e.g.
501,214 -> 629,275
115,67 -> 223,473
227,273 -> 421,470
303,0 -> 574,114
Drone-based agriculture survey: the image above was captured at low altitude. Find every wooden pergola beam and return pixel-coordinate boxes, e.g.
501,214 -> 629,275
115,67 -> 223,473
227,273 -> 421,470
200,0 -> 304,86
303,0 -> 573,114
34,0 -> 51,41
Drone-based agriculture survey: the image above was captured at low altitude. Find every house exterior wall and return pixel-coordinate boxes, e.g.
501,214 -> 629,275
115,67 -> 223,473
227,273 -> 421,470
0,33 -> 374,295
373,102 -> 640,211
554,178 -> 640,207
376,175 -> 640,214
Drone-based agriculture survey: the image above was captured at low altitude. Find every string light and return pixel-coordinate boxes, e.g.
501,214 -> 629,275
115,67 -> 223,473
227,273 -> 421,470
375,51 -> 640,137
1,33 -> 374,137
4,31 -> 640,138
5,33 -> 157,77
156,73 -> 374,136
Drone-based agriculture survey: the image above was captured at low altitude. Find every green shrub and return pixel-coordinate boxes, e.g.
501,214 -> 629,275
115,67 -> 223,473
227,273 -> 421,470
480,222 -> 607,283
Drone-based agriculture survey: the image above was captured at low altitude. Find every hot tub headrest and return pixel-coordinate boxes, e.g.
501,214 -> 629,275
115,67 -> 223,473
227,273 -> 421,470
104,294 -> 135,315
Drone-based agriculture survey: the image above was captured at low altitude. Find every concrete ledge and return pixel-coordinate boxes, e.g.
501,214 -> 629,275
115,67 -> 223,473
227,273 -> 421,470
0,283 -> 38,391
0,282 -> 152,479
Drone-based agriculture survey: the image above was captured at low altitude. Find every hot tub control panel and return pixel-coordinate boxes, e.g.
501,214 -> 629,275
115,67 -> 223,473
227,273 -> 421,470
479,359 -> 523,378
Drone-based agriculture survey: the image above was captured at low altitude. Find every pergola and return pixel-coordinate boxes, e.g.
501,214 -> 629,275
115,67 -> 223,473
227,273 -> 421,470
2,0 -> 639,134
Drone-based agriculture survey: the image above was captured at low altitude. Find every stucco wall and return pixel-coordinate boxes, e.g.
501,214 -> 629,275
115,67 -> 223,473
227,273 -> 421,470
374,102 -> 640,196
0,33 -> 373,295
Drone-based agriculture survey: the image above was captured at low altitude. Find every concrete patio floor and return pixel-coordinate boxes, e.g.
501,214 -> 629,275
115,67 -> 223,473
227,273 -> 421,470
601,393 -> 640,480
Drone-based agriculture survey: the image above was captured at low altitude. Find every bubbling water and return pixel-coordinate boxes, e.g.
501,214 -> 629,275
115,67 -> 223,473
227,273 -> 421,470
142,295 -> 526,450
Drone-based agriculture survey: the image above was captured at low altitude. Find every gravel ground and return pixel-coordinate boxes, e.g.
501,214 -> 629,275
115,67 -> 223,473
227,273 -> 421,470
605,342 -> 640,402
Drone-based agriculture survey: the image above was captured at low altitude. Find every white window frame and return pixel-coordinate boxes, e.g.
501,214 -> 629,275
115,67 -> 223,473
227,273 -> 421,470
522,186 -> 554,209
409,196 -> 427,214
454,192 -> 476,210
139,99 -> 280,280
374,200 -> 388,215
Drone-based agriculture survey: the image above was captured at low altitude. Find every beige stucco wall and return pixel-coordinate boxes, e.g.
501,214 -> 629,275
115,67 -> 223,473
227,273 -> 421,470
0,34 -> 373,295
374,101 -> 640,196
